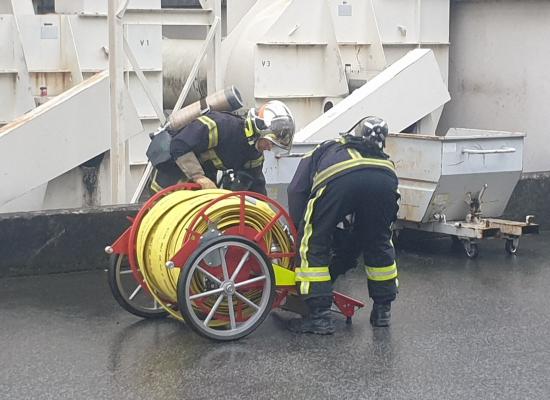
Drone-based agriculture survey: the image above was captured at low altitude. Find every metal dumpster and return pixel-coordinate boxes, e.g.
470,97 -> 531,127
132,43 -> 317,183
387,128 -> 538,257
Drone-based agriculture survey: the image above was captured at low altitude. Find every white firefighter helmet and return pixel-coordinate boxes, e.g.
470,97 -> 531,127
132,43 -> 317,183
247,100 -> 296,150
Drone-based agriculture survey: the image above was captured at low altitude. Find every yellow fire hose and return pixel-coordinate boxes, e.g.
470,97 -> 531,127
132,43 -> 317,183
135,189 -> 293,323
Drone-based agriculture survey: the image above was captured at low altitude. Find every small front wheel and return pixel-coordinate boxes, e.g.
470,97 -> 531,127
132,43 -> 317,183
178,236 -> 275,341
505,238 -> 519,255
462,240 -> 479,259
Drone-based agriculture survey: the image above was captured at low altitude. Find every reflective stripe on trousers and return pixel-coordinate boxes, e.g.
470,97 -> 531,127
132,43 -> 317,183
297,186 -> 331,294
365,262 -> 398,281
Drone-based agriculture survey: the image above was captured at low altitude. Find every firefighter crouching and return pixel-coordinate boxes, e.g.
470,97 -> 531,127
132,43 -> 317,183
287,116 -> 400,334
149,100 -> 296,194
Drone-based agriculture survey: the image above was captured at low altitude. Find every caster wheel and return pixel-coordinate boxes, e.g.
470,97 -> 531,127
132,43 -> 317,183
505,239 -> 519,255
462,240 -> 479,259
108,254 -> 169,319
178,236 -> 275,341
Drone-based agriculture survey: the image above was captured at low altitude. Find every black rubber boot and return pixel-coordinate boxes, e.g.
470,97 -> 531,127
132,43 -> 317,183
287,307 -> 335,335
370,303 -> 391,327
287,296 -> 335,335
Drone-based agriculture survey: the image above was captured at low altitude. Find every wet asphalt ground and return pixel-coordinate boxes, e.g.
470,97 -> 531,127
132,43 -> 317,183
1,231 -> 549,400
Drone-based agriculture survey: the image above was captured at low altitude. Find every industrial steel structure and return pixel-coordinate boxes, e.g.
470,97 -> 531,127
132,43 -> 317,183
0,0 -> 543,256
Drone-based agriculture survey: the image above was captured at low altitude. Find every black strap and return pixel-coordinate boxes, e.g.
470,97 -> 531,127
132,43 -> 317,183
199,97 -> 210,115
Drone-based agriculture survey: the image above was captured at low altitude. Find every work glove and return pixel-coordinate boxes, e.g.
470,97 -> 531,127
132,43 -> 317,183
194,176 -> 217,189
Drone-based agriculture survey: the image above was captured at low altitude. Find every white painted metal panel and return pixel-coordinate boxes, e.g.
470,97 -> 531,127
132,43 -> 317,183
328,0 -> 386,81
17,15 -> 63,72
126,71 -> 162,119
0,71 -> 143,207
41,169 -> 87,210
0,3 -> 11,13
328,0 -> 373,44
426,171 -> 521,223
96,154 -> 149,205
386,134 -> 440,222
125,24 -> 162,71
69,17 -> 163,73
0,15 -> 15,123
0,77 -> 15,123
263,150 -> 306,185
222,0 -> 334,109
9,0 -> 34,15
254,0 -> 348,99
68,16 -> 109,72
255,44 -> 347,98
226,0 -> 257,34
0,184 -> 48,213
383,45 -> 449,86
372,0 -> 419,43
259,0 -> 335,44
419,0 -> 449,43
1,13 -> 35,124
55,0 -> 160,14
0,15 -> 14,70
294,49 -> 450,143
386,134 -> 442,183
372,0 -> 449,44
442,135 -> 523,176
60,17 -> 84,86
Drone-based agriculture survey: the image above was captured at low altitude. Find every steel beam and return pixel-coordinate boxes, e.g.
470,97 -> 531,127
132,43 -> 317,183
122,9 -> 213,26
108,0 -> 128,203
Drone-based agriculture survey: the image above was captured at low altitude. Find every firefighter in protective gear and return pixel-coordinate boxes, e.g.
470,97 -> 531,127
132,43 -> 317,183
287,116 -> 400,334
149,100 -> 295,194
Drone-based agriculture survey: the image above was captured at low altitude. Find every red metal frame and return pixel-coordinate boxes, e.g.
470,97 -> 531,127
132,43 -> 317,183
172,190 -> 298,322
185,190 -> 298,257
333,291 -> 365,319
109,183 -> 201,293
108,185 -> 365,321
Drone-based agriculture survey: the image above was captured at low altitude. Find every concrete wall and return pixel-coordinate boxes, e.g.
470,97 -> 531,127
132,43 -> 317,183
0,205 -> 139,277
0,193 -> 545,278
440,0 -> 550,174
503,173 -> 550,228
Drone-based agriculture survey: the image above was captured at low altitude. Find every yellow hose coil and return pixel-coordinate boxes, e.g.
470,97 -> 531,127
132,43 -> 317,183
136,189 -> 293,321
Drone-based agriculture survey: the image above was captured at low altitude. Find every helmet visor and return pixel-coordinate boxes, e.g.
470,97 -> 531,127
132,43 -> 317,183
261,115 -> 295,150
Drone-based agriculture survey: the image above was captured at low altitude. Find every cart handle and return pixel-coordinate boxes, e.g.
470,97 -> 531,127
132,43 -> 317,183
462,147 -> 516,154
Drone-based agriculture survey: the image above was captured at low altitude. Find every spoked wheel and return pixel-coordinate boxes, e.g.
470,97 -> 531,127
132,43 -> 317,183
108,254 -> 169,319
178,236 -> 275,341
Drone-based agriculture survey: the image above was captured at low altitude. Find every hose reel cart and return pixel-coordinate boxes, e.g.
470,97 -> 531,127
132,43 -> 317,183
106,184 -> 364,341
